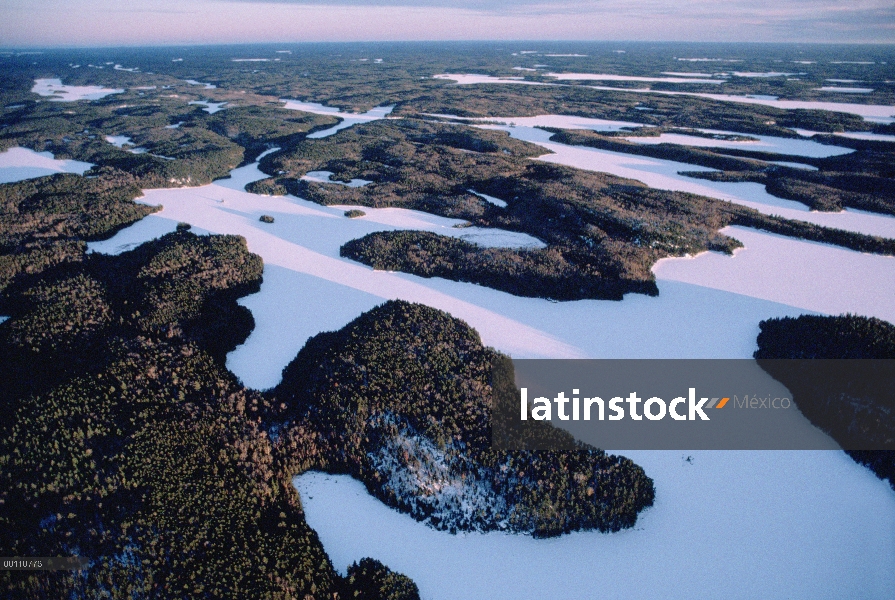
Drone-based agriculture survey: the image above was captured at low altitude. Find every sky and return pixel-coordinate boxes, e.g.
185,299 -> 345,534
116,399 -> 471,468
0,0 -> 893,47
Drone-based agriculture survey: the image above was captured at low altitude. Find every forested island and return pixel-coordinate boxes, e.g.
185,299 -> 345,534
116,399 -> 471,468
755,314 -> 895,489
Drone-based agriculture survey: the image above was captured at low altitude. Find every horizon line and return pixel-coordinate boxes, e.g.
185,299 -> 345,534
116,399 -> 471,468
4,39 -> 895,52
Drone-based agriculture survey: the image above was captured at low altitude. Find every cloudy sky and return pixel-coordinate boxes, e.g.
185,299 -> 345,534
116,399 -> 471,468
1,0 -> 893,47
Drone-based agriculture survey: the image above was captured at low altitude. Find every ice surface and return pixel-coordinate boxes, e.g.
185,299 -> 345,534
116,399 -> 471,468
188,100 -> 227,114
184,79 -> 216,89
294,451 -> 895,600
545,72 -> 724,84
280,100 -> 394,138
301,171 -> 372,187
0,147 -> 94,183
31,78 -> 123,102
623,129 -> 852,158
468,189 -> 507,207
426,112 -> 647,133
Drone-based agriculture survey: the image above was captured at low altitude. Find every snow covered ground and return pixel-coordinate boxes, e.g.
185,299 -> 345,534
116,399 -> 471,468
765,161 -> 819,170
31,78 -> 123,101
88,156 -> 557,388
0,147 -> 94,183
468,189 -> 507,207
815,87 -> 874,94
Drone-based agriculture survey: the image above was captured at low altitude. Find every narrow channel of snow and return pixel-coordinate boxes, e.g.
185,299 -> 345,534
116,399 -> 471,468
731,71 -> 802,77
677,58 -> 742,62
622,129 -> 852,158
815,87 -> 874,94
184,79 -> 216,89
661,72 -> 716,77
766,161 -> 819,170
0,147 -> 94,183
468,189 -> 507,207
427,112 -> 647,133
545,72 -> 725,84
280,101 -> 394,138
432,74 -> 546,86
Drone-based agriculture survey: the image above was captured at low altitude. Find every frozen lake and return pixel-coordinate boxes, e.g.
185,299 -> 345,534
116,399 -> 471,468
544,72 -> 725,84
281,100 -> 394,138
295,449 -> 895,599
622,129 -> 852,158
0,147 -> 94,183
188,100 -> 227,114
31,78 -> 123,102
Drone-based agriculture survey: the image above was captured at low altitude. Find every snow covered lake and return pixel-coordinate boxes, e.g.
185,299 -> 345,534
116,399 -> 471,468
31,78 -> 123,102
544,72 -> 725,84
622,129 -> 852,158
295,450 -> 895,600
0,147 -> 94,183
301,170 -> 372,187
280,101 -> 394,138
189,100 -> 227,114
426,112 -> 648,133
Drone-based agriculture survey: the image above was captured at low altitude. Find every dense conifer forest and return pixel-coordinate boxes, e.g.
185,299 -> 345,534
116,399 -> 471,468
755,314 -> 895,490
